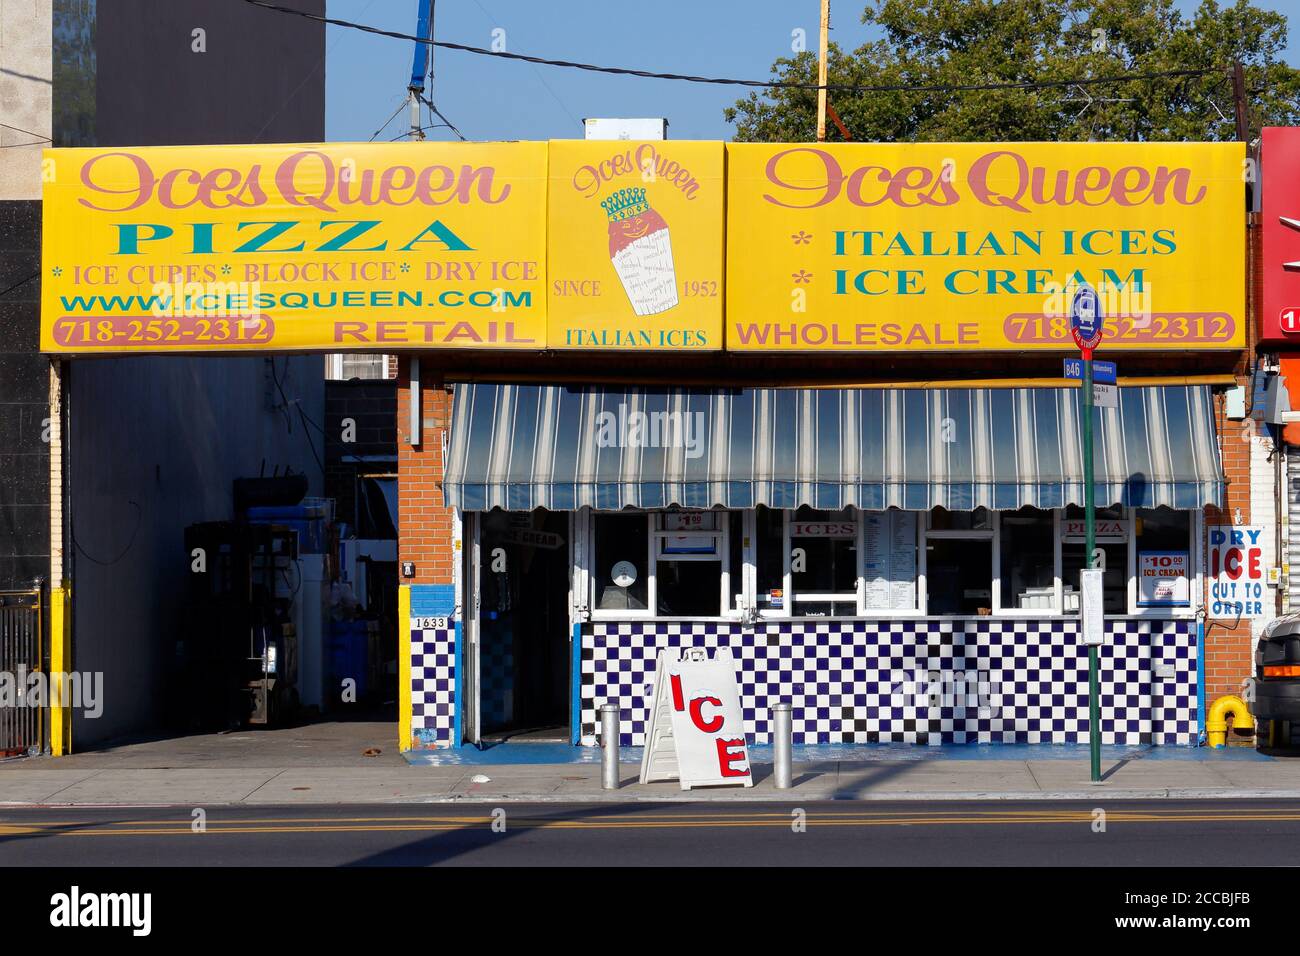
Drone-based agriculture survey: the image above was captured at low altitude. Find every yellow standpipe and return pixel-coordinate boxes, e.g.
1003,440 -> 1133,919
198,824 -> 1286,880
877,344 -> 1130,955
1206,695 -> 1254,748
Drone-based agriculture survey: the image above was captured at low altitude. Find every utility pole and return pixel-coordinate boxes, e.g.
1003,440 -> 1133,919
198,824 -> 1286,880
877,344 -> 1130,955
1070,284 -> 1105,784
816,0 -> 829,141
1083,354 -> 1100,782
1231,60 -> 1248,143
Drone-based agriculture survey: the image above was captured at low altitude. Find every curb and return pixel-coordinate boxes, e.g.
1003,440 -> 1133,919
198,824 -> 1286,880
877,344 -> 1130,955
398,788 -> 1300,804
8,788 -> 1300,808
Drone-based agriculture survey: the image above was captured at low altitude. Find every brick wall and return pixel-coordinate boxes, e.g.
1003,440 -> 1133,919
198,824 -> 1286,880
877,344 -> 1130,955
1199,214 -> 1260,703
396,360 -> 455,584
1202,382 -> 1257,703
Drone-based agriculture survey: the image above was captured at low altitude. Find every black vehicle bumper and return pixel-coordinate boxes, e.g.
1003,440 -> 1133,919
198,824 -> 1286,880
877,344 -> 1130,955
1252,680 -> 1300,721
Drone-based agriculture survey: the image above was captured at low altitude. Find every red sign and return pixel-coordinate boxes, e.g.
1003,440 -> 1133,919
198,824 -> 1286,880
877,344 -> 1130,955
1261,128 -> 1300,343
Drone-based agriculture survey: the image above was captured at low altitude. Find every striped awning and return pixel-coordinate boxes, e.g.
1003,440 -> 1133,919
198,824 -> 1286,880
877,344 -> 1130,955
443,384 -> 1224,512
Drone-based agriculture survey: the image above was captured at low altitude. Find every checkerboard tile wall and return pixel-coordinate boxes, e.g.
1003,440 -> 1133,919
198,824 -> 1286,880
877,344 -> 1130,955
480,634 -> 513,730
410,623 -> 456,747
579,619 -> 1198,746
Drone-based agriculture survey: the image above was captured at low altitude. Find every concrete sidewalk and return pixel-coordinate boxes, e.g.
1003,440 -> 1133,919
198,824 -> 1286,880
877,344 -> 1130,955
2,724 -> 1300,805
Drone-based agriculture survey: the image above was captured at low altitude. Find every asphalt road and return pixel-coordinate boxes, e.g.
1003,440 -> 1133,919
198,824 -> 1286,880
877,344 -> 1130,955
2,799 -> 1299,866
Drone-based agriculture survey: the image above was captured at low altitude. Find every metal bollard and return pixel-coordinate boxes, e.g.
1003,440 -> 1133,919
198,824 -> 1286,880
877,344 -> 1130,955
772,702 -> 793,789
600,703 -> 620,790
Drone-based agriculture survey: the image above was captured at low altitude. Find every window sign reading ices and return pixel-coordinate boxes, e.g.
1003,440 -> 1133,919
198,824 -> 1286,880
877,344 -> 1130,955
789,520 -> 856,537
1208,525 -> 1269,619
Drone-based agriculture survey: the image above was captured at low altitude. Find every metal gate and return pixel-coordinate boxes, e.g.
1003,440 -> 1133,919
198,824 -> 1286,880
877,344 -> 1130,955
0,589 -> 44,756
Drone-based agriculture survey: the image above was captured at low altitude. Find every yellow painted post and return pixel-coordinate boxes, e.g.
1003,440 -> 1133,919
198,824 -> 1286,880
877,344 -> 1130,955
398,584 -> 412,752
49,585 -> 71,756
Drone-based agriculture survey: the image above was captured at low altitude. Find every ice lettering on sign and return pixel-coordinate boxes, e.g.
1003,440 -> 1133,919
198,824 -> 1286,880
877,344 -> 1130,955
1207,525 -> 1268,619
669,672 -> 750,779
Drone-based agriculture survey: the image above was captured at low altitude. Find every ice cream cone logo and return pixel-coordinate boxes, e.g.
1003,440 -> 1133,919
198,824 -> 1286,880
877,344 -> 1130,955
600,187 -> 679,316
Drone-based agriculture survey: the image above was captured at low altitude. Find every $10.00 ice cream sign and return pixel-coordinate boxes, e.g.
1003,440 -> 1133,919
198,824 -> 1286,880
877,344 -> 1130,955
547,141 -> 724,351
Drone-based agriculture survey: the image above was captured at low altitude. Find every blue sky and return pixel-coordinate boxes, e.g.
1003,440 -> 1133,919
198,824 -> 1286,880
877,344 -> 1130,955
323,0 -> 1299,143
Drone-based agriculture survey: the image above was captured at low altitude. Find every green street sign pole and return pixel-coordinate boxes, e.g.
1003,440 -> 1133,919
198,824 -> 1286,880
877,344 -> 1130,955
1083,355 -> 1101,783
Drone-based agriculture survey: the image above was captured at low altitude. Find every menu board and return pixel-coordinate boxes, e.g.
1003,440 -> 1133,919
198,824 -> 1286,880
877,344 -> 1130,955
862,511 -> 918,611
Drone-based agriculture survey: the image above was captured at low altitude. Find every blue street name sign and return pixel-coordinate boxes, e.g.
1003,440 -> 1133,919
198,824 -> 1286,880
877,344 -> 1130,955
1064,358 -> 1116,384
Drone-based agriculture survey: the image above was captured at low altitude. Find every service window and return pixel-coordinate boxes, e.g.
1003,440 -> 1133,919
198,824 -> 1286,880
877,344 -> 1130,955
999,507 -> 1056,611
728,511 -> 745,613
591,513 -> 649,611
1061,505 -> 1127,614
1134,508 -> 1193,608
925,507 -> 993,615
654,511 -> 723,617
755,505 -> 786,613
789,506 -> 858,617
926,539 -> 994,614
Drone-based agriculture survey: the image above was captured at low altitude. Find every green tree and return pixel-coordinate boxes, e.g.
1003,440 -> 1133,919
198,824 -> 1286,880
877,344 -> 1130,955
725,0 -> 1300,142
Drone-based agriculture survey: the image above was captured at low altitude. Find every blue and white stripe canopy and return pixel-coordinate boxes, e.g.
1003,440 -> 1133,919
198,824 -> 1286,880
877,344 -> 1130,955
443,384 -> 1224,512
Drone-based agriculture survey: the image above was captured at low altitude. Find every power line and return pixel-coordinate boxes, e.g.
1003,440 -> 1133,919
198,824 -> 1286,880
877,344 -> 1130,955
0,120 -> 52,149
251,0 -> 380,142
0,120 -> 51,141
240,0 -> 1222,96
0,272 -> 37,299
468,0 -> 580,128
